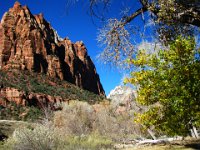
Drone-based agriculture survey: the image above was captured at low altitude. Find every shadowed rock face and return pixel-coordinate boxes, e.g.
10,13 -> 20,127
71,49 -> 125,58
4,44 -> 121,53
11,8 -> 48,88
0,2 -> 105,95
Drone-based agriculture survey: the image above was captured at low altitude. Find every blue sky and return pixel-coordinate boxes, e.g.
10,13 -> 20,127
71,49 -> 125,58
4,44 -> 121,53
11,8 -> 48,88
0,0 -> 142,95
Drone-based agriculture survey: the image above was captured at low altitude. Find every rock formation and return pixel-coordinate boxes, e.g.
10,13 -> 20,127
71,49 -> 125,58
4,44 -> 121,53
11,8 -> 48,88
0,87 -> 62,110
108,85 -> 144,113
0,1 -> 105,95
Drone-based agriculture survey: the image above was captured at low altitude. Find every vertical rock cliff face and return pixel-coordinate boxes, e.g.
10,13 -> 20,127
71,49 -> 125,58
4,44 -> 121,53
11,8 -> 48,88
0,2 -> 105,95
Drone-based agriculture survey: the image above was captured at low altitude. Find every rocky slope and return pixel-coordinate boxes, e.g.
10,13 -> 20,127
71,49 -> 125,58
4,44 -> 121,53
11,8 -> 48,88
0,1 -> 104,95
0,70 -> 105,105
0,70 -> 105,121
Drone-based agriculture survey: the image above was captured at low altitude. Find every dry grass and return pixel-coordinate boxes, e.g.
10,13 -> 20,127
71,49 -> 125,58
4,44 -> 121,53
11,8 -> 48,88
53,101 -> 143,141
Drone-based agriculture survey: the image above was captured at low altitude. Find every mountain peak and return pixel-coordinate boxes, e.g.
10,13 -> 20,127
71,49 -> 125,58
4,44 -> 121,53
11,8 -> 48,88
108,85 -> 136,98
108,85 -> 143,113
13,1 -> 21,9
0,2 -> 105,95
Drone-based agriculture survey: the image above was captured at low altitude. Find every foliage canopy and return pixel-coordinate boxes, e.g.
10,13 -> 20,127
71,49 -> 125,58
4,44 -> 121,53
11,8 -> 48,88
125,37 -> 200,136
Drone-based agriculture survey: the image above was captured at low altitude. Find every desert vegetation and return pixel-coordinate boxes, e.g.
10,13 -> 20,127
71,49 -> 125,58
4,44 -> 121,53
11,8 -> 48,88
0,102 -> 43,121
1,100 -> 199,149
0,70 -> 105,103
0,101 -> 139,149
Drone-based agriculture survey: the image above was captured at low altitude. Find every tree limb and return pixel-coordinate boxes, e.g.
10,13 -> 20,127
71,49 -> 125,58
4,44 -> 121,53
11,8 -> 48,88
122,1 -> 200,27
177,8 -> 200,27
121,6 -> 148,27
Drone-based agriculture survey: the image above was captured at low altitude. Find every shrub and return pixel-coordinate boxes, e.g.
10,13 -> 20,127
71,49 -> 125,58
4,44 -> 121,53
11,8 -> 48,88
53,101 -> 143,141
3,122 -> 113,150
2,101 -> 145,149
53,101 -> 94,136
3,123 -> 63,150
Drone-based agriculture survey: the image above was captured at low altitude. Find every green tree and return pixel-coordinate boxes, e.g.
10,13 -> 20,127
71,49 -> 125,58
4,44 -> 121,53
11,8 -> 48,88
125,37 -> 200,136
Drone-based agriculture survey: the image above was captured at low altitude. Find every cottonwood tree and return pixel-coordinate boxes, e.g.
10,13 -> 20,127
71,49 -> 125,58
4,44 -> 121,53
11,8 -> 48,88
124,37 -> 200,136
68,0 -> 200,65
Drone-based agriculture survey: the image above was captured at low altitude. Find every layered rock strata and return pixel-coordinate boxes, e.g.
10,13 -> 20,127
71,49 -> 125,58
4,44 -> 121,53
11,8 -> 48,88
0,87 -> 63,110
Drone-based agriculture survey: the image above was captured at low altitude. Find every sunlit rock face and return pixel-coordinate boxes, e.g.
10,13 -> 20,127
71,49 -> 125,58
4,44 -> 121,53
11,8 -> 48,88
108,85 -> 144,113
0,2 -> 105,95
0,87 -> 63,109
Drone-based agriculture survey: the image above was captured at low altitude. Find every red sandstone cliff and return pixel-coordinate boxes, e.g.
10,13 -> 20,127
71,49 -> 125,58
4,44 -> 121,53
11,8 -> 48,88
0,2 -> 105,95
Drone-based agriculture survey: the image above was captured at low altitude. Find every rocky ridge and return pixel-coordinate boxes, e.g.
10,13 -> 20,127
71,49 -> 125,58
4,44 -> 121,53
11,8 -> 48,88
0,1 -> 104,95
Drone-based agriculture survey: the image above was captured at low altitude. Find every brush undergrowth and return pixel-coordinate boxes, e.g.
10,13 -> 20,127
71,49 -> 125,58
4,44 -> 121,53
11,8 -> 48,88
0,101 -> 143,149
2,123 -> 113,150
0,70 -> 105,103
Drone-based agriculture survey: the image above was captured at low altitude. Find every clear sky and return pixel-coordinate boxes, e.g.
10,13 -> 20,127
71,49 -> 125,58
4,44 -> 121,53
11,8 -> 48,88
0,0 -> 142,95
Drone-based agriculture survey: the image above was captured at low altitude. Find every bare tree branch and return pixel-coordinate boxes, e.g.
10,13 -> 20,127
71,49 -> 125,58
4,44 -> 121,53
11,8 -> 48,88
69,0 -> 200,65
121,7 -> 148,27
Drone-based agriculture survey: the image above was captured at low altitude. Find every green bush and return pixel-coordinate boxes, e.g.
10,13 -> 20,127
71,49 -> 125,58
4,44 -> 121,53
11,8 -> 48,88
3,123 -> 113,150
